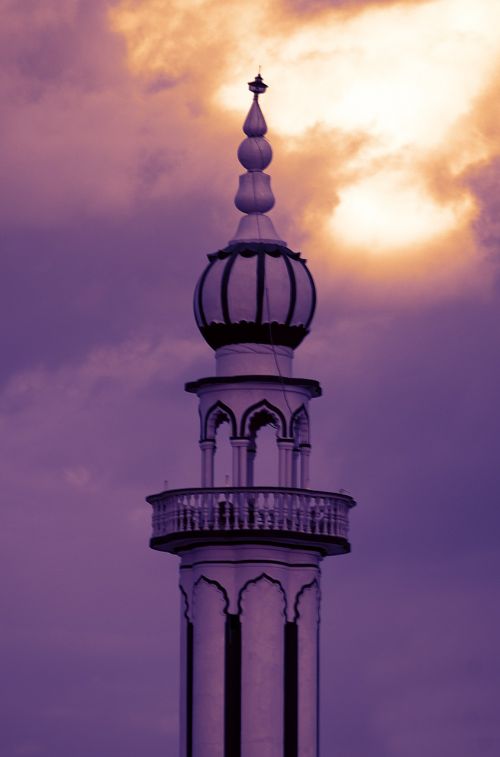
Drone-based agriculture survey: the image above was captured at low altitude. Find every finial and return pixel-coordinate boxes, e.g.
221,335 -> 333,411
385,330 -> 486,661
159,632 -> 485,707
248,72 -> 268,98
229,75 -> 286,246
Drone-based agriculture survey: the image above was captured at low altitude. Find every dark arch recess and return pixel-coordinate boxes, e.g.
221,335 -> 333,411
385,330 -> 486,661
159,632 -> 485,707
203,400 -> 238,440
290,403 -> 310,442
240,399 -> 287,439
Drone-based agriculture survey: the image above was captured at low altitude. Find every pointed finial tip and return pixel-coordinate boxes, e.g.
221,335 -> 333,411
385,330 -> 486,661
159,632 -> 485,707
248,72 -> 268,96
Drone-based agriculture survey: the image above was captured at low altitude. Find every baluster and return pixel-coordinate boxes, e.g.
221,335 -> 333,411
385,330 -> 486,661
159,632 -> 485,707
277,491 -> 283,530
298,494 -> 305,532
172,497 -> 177,531
210,490 -> 217,530
263,493 -> 270,530
260,491 -> 268,529
178,496 -> 184,531
327,498 -> 333,535
201,492 -> 207,530
193,493 -> 200,530
332,500 -> 338,536
342,507 -> 349,538
284,491 -> 291,531
233,490 -> 241,530
224,494 -> 231,530
305,497 -> 313,534
212,491 -> 218,530
294,495 -> 300,532
242,490 -> 249,529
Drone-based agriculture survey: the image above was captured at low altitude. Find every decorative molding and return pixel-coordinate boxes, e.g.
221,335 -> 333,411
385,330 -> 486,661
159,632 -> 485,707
240,398 -> 287,438
203,400 -> 238,440
180,558 -> 319,570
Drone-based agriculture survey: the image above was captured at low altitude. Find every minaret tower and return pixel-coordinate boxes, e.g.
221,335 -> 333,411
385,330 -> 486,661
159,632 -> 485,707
147,75 -> 356,757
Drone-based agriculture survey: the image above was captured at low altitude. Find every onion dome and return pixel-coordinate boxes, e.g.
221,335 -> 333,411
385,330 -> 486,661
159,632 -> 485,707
193,75 -> 316,351
194,241 -> 316,349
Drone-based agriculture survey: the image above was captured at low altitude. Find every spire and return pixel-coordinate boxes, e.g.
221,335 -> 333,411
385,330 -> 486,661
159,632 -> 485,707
229,74 -> 286,246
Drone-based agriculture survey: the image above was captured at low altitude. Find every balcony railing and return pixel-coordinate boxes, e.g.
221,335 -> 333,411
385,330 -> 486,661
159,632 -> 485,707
148,487 -> 355,543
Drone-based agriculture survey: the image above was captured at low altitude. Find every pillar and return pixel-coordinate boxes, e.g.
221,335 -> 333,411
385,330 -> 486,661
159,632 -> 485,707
300,443 -> 311,489
231,438 -> 251,487
200,440 -> 216,487
278,439 -> 295,487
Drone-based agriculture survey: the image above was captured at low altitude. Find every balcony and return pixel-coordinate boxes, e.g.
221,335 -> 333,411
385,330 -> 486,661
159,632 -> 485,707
147,487 -> 356,556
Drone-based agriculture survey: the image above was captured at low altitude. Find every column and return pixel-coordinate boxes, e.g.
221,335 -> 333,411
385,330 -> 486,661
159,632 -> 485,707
299,444 -> 311,489
278,439 -> 295,487
291,447 -> 300,488
246,443 -> 256,487
200,440 -> 216,487
231,438 -> 251,487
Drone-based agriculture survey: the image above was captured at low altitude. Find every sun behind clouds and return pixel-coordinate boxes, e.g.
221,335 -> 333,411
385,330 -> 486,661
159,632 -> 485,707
110,0 -> 500,269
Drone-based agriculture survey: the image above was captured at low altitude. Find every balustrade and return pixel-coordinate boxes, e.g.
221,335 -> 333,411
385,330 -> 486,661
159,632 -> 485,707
149,487 -> 354,542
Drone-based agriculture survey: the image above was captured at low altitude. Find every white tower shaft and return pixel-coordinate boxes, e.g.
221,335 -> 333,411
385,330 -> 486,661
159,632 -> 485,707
179,545 -> 321,757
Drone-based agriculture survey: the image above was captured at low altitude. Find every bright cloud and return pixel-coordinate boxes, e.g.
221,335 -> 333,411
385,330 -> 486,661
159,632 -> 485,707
110,0 -> 500,265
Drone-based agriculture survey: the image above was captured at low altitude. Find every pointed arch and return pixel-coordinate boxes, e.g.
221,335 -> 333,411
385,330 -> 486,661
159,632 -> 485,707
291,403 -> 310,446
237,572 -> 288,617
293,578 -> 321,623
240,399 -> 287,439
193,575 -> 230,614
203,400 -> 237,440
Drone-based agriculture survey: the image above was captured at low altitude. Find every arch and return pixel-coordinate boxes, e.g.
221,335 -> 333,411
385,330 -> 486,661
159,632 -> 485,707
291,404 -> 310,446
193,575 -> 230,614
203,400 -> 237,440
240,399 -> 287,439
237,573 -> 288,617
293,578 -> 321,624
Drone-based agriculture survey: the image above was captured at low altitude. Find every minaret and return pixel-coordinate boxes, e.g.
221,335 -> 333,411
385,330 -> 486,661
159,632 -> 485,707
147,74 -> 356,757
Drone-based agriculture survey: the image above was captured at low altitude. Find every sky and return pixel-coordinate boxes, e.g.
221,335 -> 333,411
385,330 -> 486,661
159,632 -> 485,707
1,0 -> 500,755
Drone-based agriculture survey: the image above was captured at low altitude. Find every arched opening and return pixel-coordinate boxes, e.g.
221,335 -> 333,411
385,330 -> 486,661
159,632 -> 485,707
251,423 -> 278,486
245,406 -> 281,487
291,405 -> 311,489
213,419 -> 232,488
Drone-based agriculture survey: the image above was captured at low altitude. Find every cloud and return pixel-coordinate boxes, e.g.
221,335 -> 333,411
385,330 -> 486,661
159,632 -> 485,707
3,0 -> 500,297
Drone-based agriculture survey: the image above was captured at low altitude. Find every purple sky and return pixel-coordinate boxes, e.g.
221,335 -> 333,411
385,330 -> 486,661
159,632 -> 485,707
2,1 -> 500,756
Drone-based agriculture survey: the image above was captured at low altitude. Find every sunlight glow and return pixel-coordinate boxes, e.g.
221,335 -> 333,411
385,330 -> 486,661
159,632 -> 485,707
329,170 -> 475,252
110,0 -> 500,264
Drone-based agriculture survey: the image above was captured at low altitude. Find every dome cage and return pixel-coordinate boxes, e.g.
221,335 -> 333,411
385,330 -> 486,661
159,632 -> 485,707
194,242 -> 316,350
